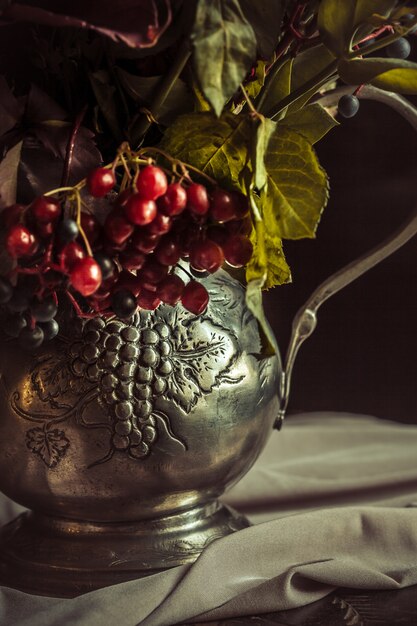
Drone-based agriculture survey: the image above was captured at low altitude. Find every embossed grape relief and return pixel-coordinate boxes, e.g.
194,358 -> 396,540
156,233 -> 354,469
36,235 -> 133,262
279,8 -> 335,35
12,302 -> 243,467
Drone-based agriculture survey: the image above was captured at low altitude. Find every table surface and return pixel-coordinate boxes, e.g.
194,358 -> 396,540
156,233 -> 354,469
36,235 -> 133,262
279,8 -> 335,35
188,584 -> 417,625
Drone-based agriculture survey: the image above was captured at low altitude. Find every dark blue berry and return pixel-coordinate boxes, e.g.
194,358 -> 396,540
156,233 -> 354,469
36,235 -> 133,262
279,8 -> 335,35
94,252 -> 116,280
39,319 -> 59,341
31,296 -> 58,322
385,37 -> 411,59
112,289 -> 137,319
19,325 -> 44,350
8,291 -> 29,312
0,277 -> 13,304
58,218 -> 79,242
3,314 -> 27,337
338,94 -> 360,119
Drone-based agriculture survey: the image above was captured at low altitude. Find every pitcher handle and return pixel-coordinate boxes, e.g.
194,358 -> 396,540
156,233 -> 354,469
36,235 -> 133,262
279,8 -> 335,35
275,207 -> 417,427
275,85 -> 417,428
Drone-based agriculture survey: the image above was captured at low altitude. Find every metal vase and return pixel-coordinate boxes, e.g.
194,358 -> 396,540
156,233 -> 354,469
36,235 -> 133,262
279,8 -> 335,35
0,268 -> 281,597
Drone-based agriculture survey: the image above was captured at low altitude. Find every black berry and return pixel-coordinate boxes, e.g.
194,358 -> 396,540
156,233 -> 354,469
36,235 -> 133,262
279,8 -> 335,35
111,289 -> 137,319
39,319 -> 59,341
3,314 -> 27,338
31,296 -> 58,322
94,252 -> 116,280
385,37 -> 411,60
338,95 -> 360,119
18,325 -> 44,351
58,219 -> 79,242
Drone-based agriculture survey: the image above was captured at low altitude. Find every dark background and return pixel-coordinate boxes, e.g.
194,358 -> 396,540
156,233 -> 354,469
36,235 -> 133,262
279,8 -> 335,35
264,98 -> 417,424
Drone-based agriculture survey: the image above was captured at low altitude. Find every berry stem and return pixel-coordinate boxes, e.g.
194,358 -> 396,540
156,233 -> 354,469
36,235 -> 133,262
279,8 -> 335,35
138,147 -> 217,186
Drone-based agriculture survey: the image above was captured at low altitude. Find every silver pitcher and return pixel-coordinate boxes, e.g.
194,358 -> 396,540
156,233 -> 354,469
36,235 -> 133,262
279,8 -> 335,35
0,86 -> 416,598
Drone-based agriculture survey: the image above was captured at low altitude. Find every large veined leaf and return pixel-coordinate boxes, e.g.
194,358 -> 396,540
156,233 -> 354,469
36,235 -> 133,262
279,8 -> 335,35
161,111 -> 251,189
339,58 -> 417,94
317,0 -> 398,56
280,103 -> 338,145
191,0 -> 257,116
261,126 -> 329,240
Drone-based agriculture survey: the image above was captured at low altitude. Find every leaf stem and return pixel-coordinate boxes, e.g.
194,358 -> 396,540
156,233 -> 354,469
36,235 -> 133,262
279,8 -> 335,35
130,39 -> 192,148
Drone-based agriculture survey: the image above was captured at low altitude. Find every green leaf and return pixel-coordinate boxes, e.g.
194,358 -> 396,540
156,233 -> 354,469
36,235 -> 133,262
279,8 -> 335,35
259,57 -> 293,118
285,45 -> 336,115
317,0 -> 355,56
245,277 -> 280,357
240,0 -> 287,60
160,111 -> 251,189
317,0 -> 398,56
0,141 -> 23,208
253,118 -> 276,191
192,0 -> 257,116
262,126 -> 329,240
117,68 -> 193,124
280,103 -> 338,144
339,58 -> 417,93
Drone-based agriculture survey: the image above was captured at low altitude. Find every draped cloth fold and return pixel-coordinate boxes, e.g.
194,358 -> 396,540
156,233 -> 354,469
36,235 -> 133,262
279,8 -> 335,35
0,412 -> 416,626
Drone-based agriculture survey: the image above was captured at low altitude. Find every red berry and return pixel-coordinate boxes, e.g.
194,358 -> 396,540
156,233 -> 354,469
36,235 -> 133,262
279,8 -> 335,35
104,211 -> 134,245
181,280 -> 209,315
119,248 -> 146,271
157,274 -> 185,305
210,188 -> 241,223
69,257 -> 102,296
59,242 -> 86,272
31,196 -> 61,224
186,183 -> 210,215
131,229 -> 160,254
140,259 -> 168,285
206,225 -> 228,247
87,167 -> 116,197
124,194 -> 157,226
80,212 -> 101,244
6,225 -> 38,258
137,289 -> 161,310
0,204 -> 25,230
223,234 -> 253,267
145,213 -> 172,236
155,238 -> 181,266
114,270 -> 142,297
189,239 -> 224,273
36,221 -> 54,239
226,215 -> 252,237
136,165 -> 168,201
158,183 -> 187,216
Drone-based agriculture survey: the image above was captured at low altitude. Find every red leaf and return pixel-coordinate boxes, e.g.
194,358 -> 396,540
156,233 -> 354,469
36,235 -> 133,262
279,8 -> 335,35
0,0 -> 173,48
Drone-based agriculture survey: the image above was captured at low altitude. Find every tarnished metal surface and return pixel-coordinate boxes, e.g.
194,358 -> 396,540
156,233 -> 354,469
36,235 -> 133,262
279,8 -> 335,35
0,267 -> 280,595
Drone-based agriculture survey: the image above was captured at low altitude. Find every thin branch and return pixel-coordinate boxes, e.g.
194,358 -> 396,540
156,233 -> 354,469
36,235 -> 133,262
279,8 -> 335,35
130,39 -> 192,148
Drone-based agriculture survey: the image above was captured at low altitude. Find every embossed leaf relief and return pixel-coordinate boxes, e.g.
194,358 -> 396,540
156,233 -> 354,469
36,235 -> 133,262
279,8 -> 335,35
26,425 -> 70,468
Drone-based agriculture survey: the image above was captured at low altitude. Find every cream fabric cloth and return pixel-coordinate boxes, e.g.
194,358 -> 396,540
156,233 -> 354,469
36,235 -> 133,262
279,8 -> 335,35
0,412 -> 416,625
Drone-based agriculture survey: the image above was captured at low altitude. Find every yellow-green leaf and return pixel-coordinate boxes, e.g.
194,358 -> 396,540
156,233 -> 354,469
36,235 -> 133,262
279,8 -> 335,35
339,58 -> 417,93
280,103 -> 338,145
160,111 -> 251,190
246,219 -> 291,290
262,126 -> 329,240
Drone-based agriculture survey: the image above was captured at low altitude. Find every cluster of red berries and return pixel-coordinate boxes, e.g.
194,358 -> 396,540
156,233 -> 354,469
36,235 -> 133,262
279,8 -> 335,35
0,160 -> 253,350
